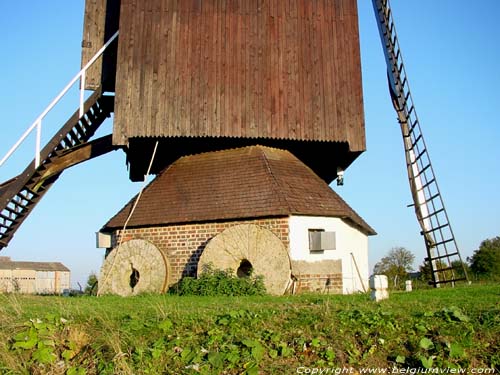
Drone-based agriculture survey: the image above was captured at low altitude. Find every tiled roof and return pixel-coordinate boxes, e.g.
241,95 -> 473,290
0,261 -> 70,272
103,146 -> 376,235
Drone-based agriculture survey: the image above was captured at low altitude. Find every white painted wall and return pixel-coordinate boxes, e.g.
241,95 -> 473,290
0,269 -> 70,294
288,215 -> 369,294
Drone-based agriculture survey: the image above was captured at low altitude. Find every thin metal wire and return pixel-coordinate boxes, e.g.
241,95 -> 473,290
97,141 -> 160,295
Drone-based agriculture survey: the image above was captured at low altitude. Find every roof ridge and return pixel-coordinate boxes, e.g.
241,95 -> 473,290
259,148 -> 294,213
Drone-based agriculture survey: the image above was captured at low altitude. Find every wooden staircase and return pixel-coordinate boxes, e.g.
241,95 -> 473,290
0,89 -> 116,249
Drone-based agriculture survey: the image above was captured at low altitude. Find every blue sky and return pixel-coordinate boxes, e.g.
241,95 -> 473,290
1,1 -> 499,288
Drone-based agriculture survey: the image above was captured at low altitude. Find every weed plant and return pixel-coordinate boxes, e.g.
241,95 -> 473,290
0,283 -> 498,374
168,265 -> 266,297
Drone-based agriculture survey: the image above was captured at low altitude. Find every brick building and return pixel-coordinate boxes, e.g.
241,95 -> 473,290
97,146 -> 375,296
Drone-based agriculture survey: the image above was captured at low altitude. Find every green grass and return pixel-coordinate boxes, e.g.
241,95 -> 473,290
0,283 -> 498,374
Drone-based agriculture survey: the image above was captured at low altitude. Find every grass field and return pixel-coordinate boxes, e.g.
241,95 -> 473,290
0,283 -> 498,374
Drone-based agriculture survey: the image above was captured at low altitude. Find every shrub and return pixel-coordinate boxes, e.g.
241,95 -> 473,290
169,264 -> 266,296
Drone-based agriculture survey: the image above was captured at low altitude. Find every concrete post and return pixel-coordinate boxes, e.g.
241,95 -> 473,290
405,280 -> 412,292
369,275 -> 389,302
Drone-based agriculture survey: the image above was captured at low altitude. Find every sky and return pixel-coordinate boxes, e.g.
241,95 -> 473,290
0,1 -> 499,288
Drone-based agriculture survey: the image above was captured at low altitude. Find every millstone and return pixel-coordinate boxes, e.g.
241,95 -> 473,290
198,224 -> 291,295
98,239 -> 169,296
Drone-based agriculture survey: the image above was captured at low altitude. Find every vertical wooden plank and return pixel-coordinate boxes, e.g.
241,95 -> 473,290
310,0 -> 322,140
239,0 -> 248,136
236,0 -> 243,137
269,0 -> 278,138
177,0 -> 187,135
203,0 -> 212,136
213,0 -> 222,136
296,0 -> 306,140
148,0 -> 161,136
167,0 -> 179,135
318,0 -> 328,141
291,0 -> 300,140
118,0 -> 132,139
188,0 -> 197,136
323,0 -> 337,140
254,0 -> 261,137
157,0 -> 168,137
134,1 -> 146,134
343,0 -> 353,145
351,0 -> 365,150
277,0 -> 286,139
229,0 -> 238,136
333,0 -> 346,141
245,0 -> 254,137
162,0 -> 174,136
190,0 -> 201,136
287,0 -> 300,139
304,0 -> 314,140
182,1 -> 194,136
113,0 -> 126,143
219,0 -> 227,137
209,0 -> 218,137
260,0 -> 271,138
223,1 -> 232,136
249,1 -> 257,136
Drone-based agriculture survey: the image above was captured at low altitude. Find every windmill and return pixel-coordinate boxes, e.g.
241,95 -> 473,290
0,1 -> 468,289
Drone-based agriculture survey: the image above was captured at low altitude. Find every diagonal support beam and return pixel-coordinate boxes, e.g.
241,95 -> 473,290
36,134 -> 121,183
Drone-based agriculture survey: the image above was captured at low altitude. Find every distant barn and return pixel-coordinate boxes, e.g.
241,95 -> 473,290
82,0 -> 366,181
0,257 -> 70,294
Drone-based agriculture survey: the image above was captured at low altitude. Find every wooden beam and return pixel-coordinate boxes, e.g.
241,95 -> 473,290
37,134 -> 122,182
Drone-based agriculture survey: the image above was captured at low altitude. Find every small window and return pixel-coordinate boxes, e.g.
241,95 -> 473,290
308,229 -> 336,252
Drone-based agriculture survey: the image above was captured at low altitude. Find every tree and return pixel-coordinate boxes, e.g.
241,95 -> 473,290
373,247 -> 415,289
84,273 -> 99,296
468,236 -> 500,280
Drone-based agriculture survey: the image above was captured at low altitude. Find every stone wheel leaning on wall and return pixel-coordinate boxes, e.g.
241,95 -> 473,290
98,239 -> 170,296
198,224 -> 292,295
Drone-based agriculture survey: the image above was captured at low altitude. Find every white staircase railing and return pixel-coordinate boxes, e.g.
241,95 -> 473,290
0,30 -> 119,169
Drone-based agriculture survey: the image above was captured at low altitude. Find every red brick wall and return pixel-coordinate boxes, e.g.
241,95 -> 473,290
293,274 -> 342,294
111,217 -> 289,286
109,216 -> 344,294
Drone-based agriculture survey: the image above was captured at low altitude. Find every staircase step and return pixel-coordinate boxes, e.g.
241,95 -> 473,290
0,212 -> 14,222
0,89 -> 113,249
3,205 -> 23,215
68,129 -> 82,144
74,123 -> 87,138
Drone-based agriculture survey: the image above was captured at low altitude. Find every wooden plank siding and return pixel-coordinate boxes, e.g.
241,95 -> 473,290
81,0 -> 120,91
113,0 -> 365,151
81,0 -> 107,90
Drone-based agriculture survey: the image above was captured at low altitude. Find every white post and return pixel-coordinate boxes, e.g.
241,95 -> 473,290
405,280 -> 413,292
35,119 -> 42,168
369,275 -> 389,302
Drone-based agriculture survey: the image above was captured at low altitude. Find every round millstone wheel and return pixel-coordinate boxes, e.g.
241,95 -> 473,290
198,224 -> 291,295
98,239 -> 169,296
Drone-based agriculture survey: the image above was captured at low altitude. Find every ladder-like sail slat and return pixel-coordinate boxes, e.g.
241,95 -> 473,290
372,0 -> 469,287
